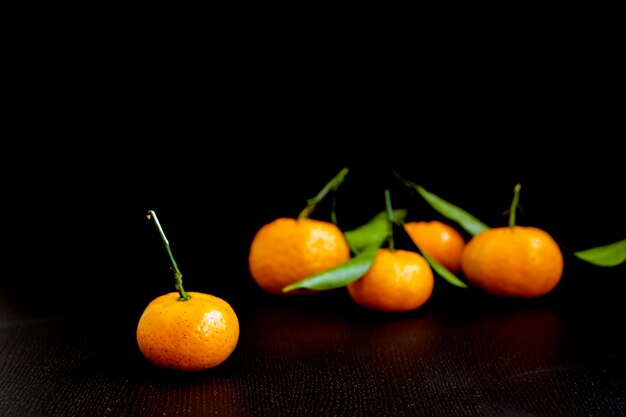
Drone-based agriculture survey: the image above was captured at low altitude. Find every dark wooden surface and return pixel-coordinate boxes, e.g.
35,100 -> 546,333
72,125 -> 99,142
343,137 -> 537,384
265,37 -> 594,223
2,260 -> 625,417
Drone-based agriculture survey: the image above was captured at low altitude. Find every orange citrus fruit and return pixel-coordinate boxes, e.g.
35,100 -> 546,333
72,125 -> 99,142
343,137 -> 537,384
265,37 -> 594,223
403,220 -> 466,273
136,291 -> 240,371
248,217 -> 351,294
347,248 -> 434,312
460,226 -> 564,298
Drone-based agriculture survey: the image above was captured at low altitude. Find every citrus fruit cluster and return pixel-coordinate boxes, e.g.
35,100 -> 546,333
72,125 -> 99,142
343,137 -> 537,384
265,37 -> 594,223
134,171 -> 623,372
245,170 -> 591,314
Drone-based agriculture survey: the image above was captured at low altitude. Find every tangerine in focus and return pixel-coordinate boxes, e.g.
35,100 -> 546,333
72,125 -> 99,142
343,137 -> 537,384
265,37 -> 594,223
249,218 -> 351,294
461,226 -> 564,298
136,292 -> 240,371
347,248 -> 434,312
403,220 -> 466,273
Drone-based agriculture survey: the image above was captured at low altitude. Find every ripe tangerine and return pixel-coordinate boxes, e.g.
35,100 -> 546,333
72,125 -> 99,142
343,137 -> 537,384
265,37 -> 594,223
347,248 -> 434,312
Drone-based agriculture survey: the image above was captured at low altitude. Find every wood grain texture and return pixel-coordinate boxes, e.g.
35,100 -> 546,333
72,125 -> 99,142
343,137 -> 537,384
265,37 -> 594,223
1,287 -> 625,417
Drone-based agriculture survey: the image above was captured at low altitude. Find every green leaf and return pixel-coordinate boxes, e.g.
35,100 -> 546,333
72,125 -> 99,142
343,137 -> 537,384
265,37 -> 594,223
343,209 -> 408,253
420,252 -> 469,288
573,239 -> 626,267
394,172 -> 489,236
282,244 -> 379,292
414,185 -> 489,236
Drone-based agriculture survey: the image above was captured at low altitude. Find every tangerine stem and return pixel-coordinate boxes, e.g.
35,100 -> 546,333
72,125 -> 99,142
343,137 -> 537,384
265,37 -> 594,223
385,189 -> 395,252
146,210 -> 191,301
508,183 -> 522,228
298,167 -> 349,219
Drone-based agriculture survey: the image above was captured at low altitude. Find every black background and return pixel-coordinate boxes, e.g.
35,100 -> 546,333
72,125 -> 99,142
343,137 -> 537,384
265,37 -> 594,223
5,4 -> 624,316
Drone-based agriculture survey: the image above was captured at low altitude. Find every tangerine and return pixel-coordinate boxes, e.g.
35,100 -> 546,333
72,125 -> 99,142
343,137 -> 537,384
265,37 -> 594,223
460,184 -> 564,298
249,218 -> 351,294
461,226 -> 564,298
137,292 -> 240,371
403,220 -> 465,273
347,248 -> 434,312
138,210 -> 240,371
